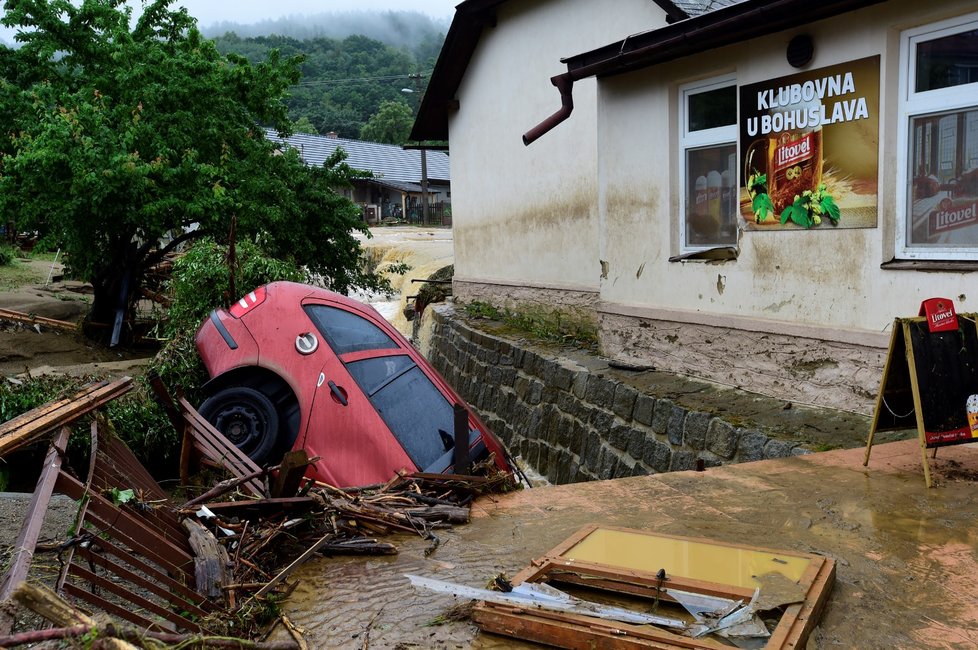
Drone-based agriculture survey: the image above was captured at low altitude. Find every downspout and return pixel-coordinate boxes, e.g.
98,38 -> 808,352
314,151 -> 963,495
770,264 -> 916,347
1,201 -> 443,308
522,73 -> 574,146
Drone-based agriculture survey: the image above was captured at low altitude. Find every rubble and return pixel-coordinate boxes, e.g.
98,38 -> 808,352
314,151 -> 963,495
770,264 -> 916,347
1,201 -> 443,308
0,377 -> 515,648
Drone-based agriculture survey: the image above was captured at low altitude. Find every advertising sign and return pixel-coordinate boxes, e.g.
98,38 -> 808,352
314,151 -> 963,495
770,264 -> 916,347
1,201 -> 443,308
739,56 -> 880,230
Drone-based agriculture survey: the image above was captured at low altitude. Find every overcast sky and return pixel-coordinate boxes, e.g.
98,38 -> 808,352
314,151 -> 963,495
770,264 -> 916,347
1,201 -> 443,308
0,1 -> 459,42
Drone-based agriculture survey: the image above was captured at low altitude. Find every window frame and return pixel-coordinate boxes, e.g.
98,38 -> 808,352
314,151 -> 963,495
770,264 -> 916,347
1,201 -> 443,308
896,11 -> 978,260
678,74 -> 738,255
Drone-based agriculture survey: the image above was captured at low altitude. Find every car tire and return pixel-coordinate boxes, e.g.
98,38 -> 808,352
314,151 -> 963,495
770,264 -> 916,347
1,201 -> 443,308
199,386 -> 280,465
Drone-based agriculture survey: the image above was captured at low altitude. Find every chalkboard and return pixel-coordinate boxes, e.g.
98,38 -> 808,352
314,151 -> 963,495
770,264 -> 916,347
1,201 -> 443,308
865,313 -> 978,487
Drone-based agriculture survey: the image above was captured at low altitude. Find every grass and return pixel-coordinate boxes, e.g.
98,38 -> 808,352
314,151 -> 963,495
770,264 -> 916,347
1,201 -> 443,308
0,256 -> 46,291
463,300 -> 599,350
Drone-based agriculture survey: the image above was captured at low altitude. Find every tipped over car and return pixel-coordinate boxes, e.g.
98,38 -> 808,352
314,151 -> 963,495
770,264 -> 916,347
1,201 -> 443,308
194,281 -> 514,487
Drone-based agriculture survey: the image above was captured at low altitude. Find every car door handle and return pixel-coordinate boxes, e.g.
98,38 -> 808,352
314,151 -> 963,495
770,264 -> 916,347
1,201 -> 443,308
327,380 -> 348,406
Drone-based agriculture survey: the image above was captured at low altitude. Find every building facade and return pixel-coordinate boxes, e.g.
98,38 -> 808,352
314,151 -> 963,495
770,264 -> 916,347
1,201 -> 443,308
415,0 -> 978,414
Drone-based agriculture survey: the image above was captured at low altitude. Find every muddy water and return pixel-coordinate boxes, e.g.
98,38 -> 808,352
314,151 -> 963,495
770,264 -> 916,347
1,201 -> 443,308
357,227 -> 454,337
276,443 -> 978,648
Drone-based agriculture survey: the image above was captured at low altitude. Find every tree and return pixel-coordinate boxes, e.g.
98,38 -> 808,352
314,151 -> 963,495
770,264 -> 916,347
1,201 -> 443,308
359,99 -> 414,144
0,0 -> 382,336
293,116 -> 318,134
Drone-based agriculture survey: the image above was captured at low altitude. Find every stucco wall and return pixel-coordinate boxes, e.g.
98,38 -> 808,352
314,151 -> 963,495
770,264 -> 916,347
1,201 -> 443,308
585,0 -> 978,412
448,0 -> 665,298
595,0 -> 978,336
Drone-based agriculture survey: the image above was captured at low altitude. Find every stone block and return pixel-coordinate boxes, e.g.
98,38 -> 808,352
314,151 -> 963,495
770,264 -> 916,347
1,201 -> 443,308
528,380 -> 544,405
633,394 -> 656,426
642,437 -> 672,473
697,451 -> 724,468
670,449 -> 697,472
706,419 -> 739,459
737,430 -> 768,462
549,362 -> 576,392
683,411 -> 710,450
791,447 -> 812,456
764,439 -> 797,459
589,409 -> 614,434
612,384 -> 639,421
567,420 -> 586,453
667,405 -> 687,446
584,375 -> 616,410
608,423 -> 634,452
582,432 -> 602,471
651,398 -> 673,435
626,427 -> 647,460
631,463 -> 650,477
571,371 -> 588,399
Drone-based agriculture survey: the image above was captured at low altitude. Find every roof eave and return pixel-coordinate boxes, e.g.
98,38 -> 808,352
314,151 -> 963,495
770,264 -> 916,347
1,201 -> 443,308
410,0 -> 505,142
562,0 -> 886,80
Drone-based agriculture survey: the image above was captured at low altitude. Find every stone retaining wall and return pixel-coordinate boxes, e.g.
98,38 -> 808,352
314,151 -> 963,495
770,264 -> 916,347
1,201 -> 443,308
422,304 -> 819,485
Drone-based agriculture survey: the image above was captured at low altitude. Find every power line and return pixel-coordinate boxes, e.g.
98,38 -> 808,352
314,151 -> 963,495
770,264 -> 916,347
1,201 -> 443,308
295,72 -> 428,87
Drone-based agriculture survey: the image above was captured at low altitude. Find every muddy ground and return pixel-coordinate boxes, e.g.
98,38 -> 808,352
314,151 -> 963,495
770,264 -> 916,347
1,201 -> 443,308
0,257 -> 153,379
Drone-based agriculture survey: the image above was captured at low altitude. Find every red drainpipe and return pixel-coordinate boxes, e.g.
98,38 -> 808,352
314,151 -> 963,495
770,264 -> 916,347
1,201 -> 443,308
522,73 -> 574,146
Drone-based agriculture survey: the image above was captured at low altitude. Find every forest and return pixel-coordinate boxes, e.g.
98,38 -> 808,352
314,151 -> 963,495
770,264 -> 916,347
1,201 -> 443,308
211,11 -> 446,141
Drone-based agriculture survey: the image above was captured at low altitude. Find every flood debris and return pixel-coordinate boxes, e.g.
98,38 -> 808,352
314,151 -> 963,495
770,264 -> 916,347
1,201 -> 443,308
413,524 -> 836,649
0,376 -> 515,647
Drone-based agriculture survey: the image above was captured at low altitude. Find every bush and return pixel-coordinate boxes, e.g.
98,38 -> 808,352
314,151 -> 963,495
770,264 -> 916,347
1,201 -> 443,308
164,237 -> 308,336
0,245 -> 13,266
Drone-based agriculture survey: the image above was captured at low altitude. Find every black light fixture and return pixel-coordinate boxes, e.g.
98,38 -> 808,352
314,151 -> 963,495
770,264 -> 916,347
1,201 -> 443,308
787,34 -> 814,68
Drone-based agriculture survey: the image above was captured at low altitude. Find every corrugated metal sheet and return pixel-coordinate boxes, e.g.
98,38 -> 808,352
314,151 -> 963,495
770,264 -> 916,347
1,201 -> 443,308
265,130 -> 450,183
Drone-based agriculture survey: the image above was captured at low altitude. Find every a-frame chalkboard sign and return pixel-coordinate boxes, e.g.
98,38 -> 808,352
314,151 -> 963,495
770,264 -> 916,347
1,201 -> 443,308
864,312 -> 978,487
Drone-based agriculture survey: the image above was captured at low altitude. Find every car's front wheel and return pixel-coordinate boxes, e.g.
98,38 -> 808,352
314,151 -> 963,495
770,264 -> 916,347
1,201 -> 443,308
199,386 -> 280,465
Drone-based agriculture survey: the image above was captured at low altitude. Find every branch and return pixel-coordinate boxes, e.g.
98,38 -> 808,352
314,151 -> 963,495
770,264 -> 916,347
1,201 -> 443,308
0,623 -> 300,649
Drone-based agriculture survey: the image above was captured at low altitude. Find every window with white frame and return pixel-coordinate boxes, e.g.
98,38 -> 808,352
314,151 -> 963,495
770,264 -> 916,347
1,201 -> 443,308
679,76 -> 738,253
898,13 -> 978,260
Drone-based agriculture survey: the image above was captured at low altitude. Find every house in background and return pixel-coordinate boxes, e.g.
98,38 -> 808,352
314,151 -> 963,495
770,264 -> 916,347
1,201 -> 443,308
266,130 -> 451,224
413,0 -> 978,414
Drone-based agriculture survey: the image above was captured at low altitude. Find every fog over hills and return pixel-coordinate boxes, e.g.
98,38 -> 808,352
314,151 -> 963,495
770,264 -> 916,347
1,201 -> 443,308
201,10 -> 449,49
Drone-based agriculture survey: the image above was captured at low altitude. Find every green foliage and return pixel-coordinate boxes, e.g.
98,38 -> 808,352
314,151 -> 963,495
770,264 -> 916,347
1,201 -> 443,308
0,245 -> 13,266
0,0 -> 383,330
165,237 -> 307,336
292,116 -> 318,134
463,301 -> 598,350
0,375 -> 81,424
213,32 -> 432,138
359,99 -> 415,144
778,185 -> 840,228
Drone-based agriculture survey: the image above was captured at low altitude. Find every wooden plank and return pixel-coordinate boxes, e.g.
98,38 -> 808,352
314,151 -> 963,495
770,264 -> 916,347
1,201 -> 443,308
252,533 -> 335,599
73,546 -> 211,619
270,450 -> 309,498
61,582 -> 180,633
904,321 -> 934,487
0,378 -> 132,457
183,519 -> 230,601
473,602 -> 727,649
56,474 -> 194,577
200,497 -> 318,520
0,307 -> 78,332
67,563 -> 201,631
0,426 -> 71,634
177,397 -> 264,496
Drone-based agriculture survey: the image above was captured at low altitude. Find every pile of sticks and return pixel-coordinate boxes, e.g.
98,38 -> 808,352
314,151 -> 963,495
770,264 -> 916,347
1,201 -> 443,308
180,464 -> 514,611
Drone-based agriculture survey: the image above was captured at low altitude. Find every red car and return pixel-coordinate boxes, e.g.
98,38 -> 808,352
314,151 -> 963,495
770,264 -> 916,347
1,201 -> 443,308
195,281 -> 514,487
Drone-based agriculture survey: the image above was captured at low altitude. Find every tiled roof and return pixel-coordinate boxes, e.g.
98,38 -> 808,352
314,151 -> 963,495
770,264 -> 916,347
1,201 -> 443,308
672,0 -> 748,17
264,130 -> 450,183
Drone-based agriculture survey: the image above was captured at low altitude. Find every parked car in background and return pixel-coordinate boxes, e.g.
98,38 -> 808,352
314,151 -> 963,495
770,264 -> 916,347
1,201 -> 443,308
194,281 -> 514,488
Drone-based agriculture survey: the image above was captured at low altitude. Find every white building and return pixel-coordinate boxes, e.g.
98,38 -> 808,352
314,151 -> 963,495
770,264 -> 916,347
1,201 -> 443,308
413,0 -> 978,414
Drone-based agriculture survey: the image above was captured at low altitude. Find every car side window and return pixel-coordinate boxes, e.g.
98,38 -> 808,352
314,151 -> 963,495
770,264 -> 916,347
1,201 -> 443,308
346,356 -> 458,471
304,304 -> 400,355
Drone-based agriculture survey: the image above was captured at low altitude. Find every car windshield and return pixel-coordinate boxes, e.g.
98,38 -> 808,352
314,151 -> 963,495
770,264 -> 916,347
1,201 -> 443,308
346,355 -> 458,471
304,304 -> 400,355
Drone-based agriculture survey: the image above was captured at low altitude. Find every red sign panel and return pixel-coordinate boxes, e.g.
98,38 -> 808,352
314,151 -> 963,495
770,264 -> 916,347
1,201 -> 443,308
918,297 -> 957,333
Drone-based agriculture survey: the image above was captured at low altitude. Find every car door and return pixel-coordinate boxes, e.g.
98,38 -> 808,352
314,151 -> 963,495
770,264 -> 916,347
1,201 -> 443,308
300,299 -> 470,486
300,301 -> 418,486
